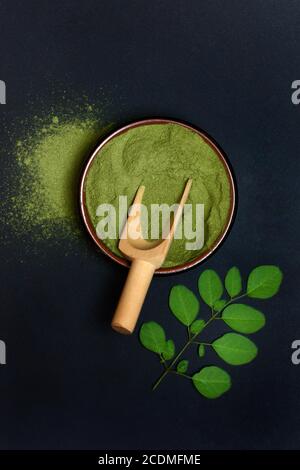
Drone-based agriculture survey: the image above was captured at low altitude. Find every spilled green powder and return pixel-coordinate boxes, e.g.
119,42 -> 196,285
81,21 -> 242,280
5,114 -> 111,241
84,123 -> 232,268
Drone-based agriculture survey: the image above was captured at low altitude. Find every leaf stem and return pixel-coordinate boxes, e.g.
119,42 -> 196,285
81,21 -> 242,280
159,353 -> 167,365
230,292 -> 247,302
170,370 -> 192,380
187,326 -> 191,340
152,368 -> 170,390
192,341 -> 212,346
152,337 -> 193,390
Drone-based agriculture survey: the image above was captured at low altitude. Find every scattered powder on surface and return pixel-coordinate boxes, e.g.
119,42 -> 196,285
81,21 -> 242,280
2,112 -> 112,242
84,123 -> 232,268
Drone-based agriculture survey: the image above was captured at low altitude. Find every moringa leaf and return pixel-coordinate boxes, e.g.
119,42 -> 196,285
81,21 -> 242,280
225,267 -> 242,297
162,339 -> 175,360
214,299 -> 227,312
169,285 -> 199,326
212,333 -> 257,365
198,344 -> 205,357
190,319 -> 205,335
247,265 -> 283,299
198,270 -> 223,307
222,304 -> 265,334
177,359 -> 189,373
139,322 -> 166,354
192,366 -> 231,399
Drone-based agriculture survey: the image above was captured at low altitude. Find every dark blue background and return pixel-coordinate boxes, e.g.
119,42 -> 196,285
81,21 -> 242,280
0,0 -> 299,450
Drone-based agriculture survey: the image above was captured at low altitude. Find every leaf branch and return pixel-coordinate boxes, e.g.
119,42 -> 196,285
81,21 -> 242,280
140,266 -> 283,399
152,294 -> 241,390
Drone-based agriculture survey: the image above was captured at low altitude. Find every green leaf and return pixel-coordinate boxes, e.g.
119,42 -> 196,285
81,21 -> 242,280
212,333 -> 257,365
247,265 -> 283,299
192,366 -> 231,399
139,322 -> 166,354
222,304 -> 265,334
198,270 -> 223,307
162,339 -> 175,360
225,267 -> 242,297
190,319 -> 205,335
214,299 -> 227,312
198,344 -> 205,357
177,360 -> 189,373
169,285 -> 199,326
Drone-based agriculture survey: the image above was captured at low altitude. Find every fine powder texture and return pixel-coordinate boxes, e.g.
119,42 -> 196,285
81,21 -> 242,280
84,123 -> 232,268
3,113 -> 111,242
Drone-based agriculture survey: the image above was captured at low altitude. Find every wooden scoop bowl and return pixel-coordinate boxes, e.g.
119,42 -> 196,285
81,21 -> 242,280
111,179 -> 193,334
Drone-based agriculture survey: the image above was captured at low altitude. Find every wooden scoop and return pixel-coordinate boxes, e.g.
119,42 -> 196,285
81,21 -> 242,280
111,179 -> 193,334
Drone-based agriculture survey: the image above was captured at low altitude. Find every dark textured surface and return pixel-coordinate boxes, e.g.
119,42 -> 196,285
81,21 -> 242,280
0,0 -> 299,450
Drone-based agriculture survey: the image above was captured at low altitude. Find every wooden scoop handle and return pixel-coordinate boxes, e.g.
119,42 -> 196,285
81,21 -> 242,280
111,259 -> 156,334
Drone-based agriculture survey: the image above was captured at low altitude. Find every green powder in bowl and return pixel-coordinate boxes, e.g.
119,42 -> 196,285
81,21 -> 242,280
83,121 -> 234,269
